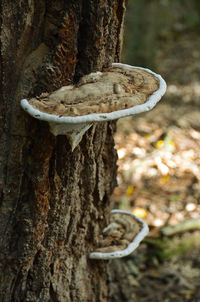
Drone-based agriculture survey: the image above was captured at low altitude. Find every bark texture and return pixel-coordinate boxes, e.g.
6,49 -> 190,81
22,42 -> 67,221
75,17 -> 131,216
0,1 -> 126,301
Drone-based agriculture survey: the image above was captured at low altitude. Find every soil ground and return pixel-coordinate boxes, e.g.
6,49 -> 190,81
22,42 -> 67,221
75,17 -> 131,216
113,32 -> 200,301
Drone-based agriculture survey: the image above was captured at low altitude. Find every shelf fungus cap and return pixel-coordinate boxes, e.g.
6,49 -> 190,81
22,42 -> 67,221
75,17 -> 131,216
89,209 -> 149,260
21,63 -> 166,150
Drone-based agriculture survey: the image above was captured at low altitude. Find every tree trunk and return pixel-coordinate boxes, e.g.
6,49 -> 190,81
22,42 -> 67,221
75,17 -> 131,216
0,1 -> 126,301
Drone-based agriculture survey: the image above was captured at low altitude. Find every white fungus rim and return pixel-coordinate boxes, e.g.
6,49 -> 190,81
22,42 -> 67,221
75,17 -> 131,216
89,209 -> 149,260
21,63 -> 167,124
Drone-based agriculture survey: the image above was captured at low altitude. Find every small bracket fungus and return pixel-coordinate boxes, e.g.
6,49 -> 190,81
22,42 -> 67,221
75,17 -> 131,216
89,209 -> 149,260
21,63 -> 166,151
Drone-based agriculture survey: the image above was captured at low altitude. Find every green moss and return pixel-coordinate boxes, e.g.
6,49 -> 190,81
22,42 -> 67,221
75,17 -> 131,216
144,233 -> 200,262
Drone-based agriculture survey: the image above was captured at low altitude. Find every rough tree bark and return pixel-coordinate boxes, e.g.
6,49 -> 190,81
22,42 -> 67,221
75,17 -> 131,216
0,1 -> 127,301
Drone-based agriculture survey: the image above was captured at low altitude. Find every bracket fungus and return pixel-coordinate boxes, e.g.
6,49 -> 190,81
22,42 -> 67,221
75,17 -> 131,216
89,209 -> 149,260
21,63 -> 166,151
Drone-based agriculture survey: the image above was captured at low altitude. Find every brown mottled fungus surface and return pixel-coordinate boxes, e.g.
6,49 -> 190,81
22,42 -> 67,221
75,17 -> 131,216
93,212 -> 141,253
28,66 -> 159,117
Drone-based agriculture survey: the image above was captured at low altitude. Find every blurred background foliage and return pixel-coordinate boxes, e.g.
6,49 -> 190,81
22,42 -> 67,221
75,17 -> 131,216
111,1 -> 200,301
123,0 -> 200,70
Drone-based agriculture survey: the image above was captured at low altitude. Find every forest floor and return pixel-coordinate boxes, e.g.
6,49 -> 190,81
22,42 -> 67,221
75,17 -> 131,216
113,31 -> 200,302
